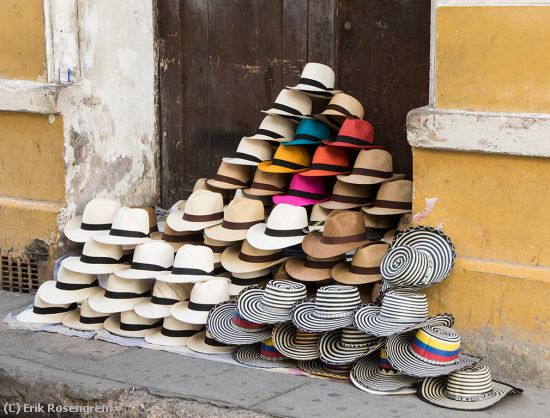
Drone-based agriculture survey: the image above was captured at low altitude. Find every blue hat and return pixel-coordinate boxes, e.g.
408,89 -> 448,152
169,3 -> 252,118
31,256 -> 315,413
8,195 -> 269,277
283,119 -> 331,146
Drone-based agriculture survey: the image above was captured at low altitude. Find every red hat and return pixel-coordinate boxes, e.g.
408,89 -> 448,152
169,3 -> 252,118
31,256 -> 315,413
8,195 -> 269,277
301,146 -> 351,177
322,119 -> 385,149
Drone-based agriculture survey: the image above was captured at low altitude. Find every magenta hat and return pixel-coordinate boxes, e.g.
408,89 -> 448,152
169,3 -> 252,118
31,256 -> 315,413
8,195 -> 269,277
272,174 -> 329,207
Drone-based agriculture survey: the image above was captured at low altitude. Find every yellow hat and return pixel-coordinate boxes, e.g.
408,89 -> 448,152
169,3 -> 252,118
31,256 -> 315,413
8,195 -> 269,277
257,144 -> 311,174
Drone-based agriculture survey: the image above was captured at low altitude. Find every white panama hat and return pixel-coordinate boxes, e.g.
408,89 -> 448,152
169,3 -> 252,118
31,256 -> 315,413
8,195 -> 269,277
62,239 -> 128,275
287,62 -> 342,99
145,314 -> 203,347
104,310 -> 162,338
93,207 -> 151,245
115,241 -> 174,280
243,115 -> 295,143
64,198 -> 121,243
37,261 -> 100,304
262,89 -> 313,122
170,278 -> 230,324
223,137 -> 273,166
62,295 -> 111,331
17,294 -> 77,324
155,245 -> 216,283
134,281 -> 191,319
88,274 -> 152,313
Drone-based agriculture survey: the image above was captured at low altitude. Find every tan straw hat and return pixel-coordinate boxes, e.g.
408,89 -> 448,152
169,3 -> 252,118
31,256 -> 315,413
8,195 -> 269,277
150,224 -> 203,251
243,170 -> 290,197
207,161 -> 254,190
286,254 -> 345,282
221,240 -> 291,274
314,93 -> 364,130
320,179 -> 374,210
383,213 -> 413,244
331,242 -> 389,285
203,235 -> 232,264
204,197 -> 265,242
338,149 -> 405,185
223,137 -> 273,166
262,89 -> 313,122
363,180 -> 413,216
243,115 -> 295,143
167,189 -> 224,232
308,203 -> 331,232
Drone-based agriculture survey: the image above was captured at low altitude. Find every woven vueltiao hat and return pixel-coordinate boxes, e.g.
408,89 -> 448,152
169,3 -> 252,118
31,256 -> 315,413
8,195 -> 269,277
331,242 -> 389,285
323,119 -> 382,150
291,285 -> 361,332
301,146 -> 351,177
206,301 -> 272,345
144,314 -> 203,347
417,363 -> 523,411
244,115 -> 295,143
314,93 -> 364,130
221,240 -> 291,273
167,190 -> 224,232
386,325 -> 480,377
363,180 -> 412,215
134,281 -> 191,319
104,310 -> 162,338
262,89 -> 313,122
205,197 -> 264,242
258,144 -> 311,174
354,290 -> 455,337
247,204 -> 308,250
271,322 -> 321,361
272,174 -> 329,207
16,294 -> 77,324
308,203 -> 331,232
350,348 -> 420,395
63,240 -> 128,275
37,261 -> 100,304
92,207 -> 151,246
150,224 -> 203,252
298,360 -> 352,380
320,179 -> 374,210
339,149 -> 405,185
243,170 -> 290,197
207,161 -> 254,190
171,278 -> 230,324
88,274 -> 152,314
282,119 -> 331,146
237,280 -> 307,324
233,339 -> 297,369
319,326 -> 384,366
64,198 -> 121,243
228,269 -> 272,296
287,62 -> 342,99
302,210 -> 370,258
286,254 -> 344,282
187,330 -> 234,354
115,241 -> 174,280
223,137 -> 273,166
155,245 -> 215,283
62,296 -> 111,331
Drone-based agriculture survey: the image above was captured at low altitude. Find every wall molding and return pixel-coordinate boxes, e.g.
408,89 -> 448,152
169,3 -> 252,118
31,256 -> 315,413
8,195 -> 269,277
437,0 -> 550,6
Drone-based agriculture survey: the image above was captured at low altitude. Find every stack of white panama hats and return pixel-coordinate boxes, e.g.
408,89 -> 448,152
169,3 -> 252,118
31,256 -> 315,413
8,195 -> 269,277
16,62 -> 522,412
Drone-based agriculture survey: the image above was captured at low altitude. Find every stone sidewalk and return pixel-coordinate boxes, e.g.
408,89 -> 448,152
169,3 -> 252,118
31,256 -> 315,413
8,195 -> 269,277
0,290 -> 547,418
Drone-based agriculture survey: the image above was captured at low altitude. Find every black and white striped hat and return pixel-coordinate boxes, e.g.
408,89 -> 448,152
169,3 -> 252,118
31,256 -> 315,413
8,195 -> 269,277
354,290 -> 455,337
318,326 -> 384,365
298,359 -> 352,380
386,325 -> 480,377
206,301 -> 272,346
417,363 -> 522,411
350,348 -> 420,395
237,280 -> 307,324
233,339 -> 298,369
381,226 -> 456,290
291,285 -> 361,332
271,322 -> 321,361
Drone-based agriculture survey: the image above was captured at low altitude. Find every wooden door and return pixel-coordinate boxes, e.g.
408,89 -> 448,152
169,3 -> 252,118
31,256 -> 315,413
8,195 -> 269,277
157,0 -> 431,207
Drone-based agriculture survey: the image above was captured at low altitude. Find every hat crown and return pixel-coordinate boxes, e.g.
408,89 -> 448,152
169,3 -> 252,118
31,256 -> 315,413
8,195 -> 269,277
189,278 -> 230,305
379,290 -> 429,322
224,197 -> 264,223
340,325 -> 380,347
273,89 -> 312,116
322,210 -> 366,239
249,170 -> 289,190
215,161 -> 254,184
131,241 -> 174,268
376,180 -> 413,203
239,240 -> 281,258
338,119 -> 374,143
309,203 -> 330,223
411,325 -> 461,365
255,115 -> 296,139
82,239 -> 123,260
332,179 -> 373,199
234,137 -> 273,161
326,93 -> 364,119
288,174 -> 327,195
352,242 -> 389,268
57,263 -> 95,285
173,245 -> 214,272
162,315 -> 203,332
81,198 -> 121,226
261,280 -> 307,310
381,245 -> 433,286
110,207 -> 150,235
299,63 -> 336,88
184,189 -> 224,216
294,118 -> 331,141
266,203 -> 308,232
33,294 -> 73,309
311,146 -> 349,167
105,274 -> 151,293
272,144 -> 311,167
445,363 -> 495,401
314,285 -> 361,316
79,300 -> 104,318
355,149 -> 394,173
152,281 -> 190,301
120,310 -> 157,326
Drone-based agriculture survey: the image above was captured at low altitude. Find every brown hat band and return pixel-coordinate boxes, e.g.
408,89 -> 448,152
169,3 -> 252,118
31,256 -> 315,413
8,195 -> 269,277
304,259 -> 341,269
309,163 -> 349,173
349,265 -> 381,275
182,212 -> 224,222
214,174 -> 251,187
330,194 -> 370,204
163,232 -> 203,242
205,244 -> 227,253
222,219 -> 263,230
272,159 -> 308,170
238,252 -> 283,263
250,181 -> 286,192
335,135 -> 372,146
373,200 -> 412,210
351,167 -> 393,178
320,232 -> 368,245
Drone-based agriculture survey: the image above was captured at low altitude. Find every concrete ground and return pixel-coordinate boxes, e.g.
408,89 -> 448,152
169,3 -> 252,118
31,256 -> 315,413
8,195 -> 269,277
0,290 -> 547,418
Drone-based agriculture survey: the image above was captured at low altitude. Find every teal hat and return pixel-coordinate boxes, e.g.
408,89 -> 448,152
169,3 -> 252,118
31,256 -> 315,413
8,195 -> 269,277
283,119 -> 331,146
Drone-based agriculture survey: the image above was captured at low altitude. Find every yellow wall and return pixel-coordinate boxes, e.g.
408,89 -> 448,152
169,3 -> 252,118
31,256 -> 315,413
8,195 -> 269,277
0,0 -> 47,81
436,6 -> 550,113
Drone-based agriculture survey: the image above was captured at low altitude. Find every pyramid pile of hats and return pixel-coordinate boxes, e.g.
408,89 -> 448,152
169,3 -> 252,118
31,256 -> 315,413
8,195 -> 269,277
18,63 -> 521,411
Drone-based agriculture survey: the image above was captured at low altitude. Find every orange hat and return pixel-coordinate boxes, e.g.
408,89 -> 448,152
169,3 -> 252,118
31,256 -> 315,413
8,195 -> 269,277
257,144 -> 311,174
300,146 -> 351,177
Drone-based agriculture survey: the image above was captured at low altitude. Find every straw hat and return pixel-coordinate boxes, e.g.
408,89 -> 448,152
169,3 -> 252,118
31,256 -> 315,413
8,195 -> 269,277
166,189 -> 224,232
386,325 -> 480,377
302,210 -> 370,258
207,161 -> 254,190
228,269 -> 272,296
134,281 -> 191,319
331,242 -> 388,285
155,245 -> 215,283
64,198 -> 121,243
274,262 -> 291,280
282,119 -> 331,146
287,63 -> 342,98
320,180 -> 374,210
16,294 -> 77,324
104,310 -> 162,338
150,224 -> 203,251
243,115 -> 295,143
171,278 -> 230,324
134,206 -> 159,234
204,197 -> 264,242
37,262 -> 100,304
89,275 -> 151,313
187,330 -> 234,354
308,203 -> 331,232
272,174 -> 329,207
298,360 -> 352,380
417,363 -> 523,411
203,235 -> 231,264
62,296 -> 110,331
223,137 -> 273,166
115,241 -> 174,280
319,326 -> 384,365
286,254 -> 344,282
271,322 -> 321,361
63,240 -> 128,275
262,89 -> 313,122
221,240 -> 291,273
243,171 -> 289,199
144,314 -> 203,347
258,144 -> 311,174
383,213 -> 412,244
301,146 -> 351,177
339,150 -> 404,186
363,180 -> 412,215
93,207 -> 151,246
233,339 -> 297,369
314,93 -> 364,130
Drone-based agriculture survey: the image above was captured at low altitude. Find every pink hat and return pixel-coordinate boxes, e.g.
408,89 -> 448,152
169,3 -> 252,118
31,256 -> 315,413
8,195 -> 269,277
272,174 -> 329,207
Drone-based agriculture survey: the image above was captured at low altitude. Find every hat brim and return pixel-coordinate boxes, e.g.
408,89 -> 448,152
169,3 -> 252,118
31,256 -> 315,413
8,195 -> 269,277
272,195 -> 329,207
154,270 -> 216,284
62,256 -> 127,275
331,262 -> 381,285
285,258 -> 333,282
300,169 -> 351,177
351,356 -> 420,394
386,331 -> 480,378
350,374 -> 417,395
261,109 -> 313,122
319,199 -> 371,210
16,307 -> 74,324
363,206 -> 411,216
166,211 -> 222,231
64,216 -> 108,243
291,301 -> 355,333
62,309 -> 108,331
170,301 -> 210,324
271,322 -> 320,361
144,327 -> 200,347
92,232 -> 150,246
104,315 -> 161,338
233,344 -> 297,369
298,359 -> 351,380
302,231 -> 370,259
337,173 -> 405,185
37,280 -> 101,304
243,187 -> 285,197
247,223 -> 305,251
88,291 -> 149,314
243,134 -> 291,143
222,157 -> 262,167
134,300 -> 174,319
287,85 -> 342,99
206,302 -> 272,345
281,139 -> 323,146
206,178 -> 248,190
319,330 -> 384,366
417,376 -> 522,411
236,288 -> 293,324
220,244 -> 290,274
321,139 -> 385,150
115,266 -> 165,280
187,330 -> 234,354
204,224 -> 248,243
257,160 -> 308,174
